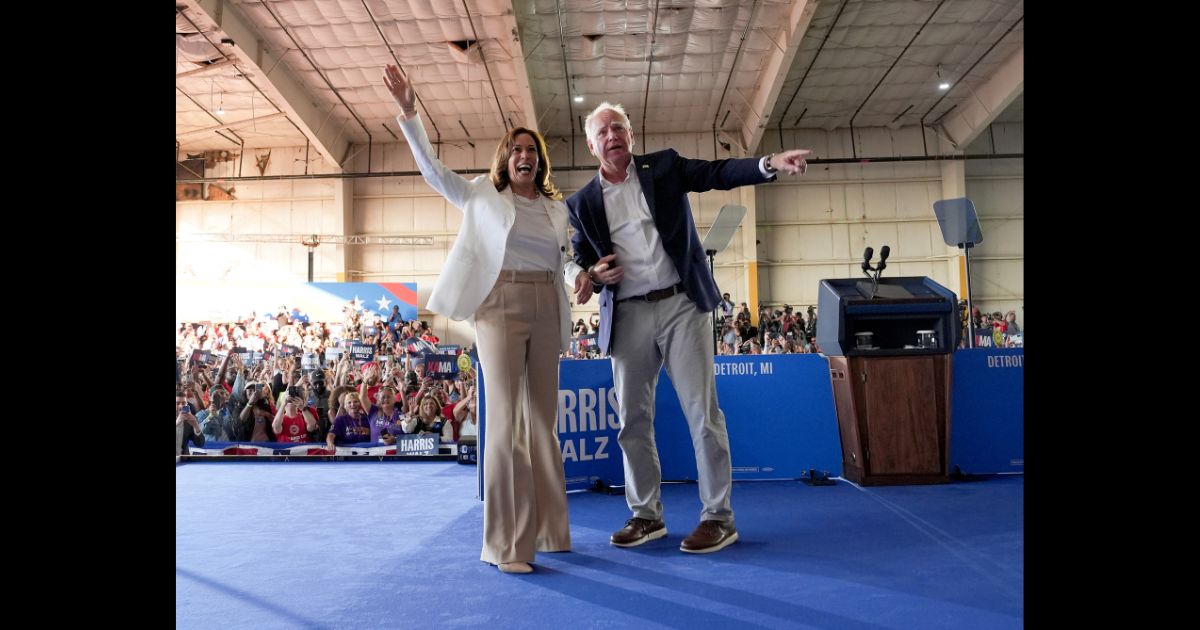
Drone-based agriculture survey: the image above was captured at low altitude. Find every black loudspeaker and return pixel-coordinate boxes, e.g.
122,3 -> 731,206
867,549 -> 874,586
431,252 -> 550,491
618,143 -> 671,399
457,436 -> 477,465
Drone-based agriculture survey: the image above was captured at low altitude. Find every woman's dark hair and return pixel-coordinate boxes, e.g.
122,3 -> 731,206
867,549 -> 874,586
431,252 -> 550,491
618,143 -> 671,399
489,127 -> 561,200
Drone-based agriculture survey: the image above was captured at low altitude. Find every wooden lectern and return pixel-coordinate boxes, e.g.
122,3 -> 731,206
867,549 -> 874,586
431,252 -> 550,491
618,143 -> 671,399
816,277 -> 958,486
828,355 -> 951,485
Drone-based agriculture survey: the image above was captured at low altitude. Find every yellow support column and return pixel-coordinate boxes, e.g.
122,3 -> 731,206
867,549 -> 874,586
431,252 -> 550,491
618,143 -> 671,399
740,186 -> 760,327
940,157 -> 967,296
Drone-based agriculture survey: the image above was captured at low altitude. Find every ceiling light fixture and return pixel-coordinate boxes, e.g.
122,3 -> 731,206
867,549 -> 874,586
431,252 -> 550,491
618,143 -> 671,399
574,95 -> 584,103
937,64 -> 951,91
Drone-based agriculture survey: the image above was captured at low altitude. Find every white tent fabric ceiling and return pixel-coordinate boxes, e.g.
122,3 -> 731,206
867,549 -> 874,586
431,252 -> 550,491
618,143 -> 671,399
175,0 -> 1023,158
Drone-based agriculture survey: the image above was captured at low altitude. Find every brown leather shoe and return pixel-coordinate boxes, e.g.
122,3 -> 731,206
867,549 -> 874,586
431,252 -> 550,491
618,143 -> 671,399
610,517 -> 667,547
680,520 -> 739,554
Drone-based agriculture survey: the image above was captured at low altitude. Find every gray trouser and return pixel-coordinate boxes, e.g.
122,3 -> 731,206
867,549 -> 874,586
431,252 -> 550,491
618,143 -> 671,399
610,292 -> 734,524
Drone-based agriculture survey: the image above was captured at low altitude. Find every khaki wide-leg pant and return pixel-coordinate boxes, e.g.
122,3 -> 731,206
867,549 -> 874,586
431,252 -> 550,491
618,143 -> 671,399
475,269 -> 571,565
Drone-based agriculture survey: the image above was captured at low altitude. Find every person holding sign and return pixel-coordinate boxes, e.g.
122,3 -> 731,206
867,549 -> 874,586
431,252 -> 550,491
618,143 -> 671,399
385,65 -> 591,574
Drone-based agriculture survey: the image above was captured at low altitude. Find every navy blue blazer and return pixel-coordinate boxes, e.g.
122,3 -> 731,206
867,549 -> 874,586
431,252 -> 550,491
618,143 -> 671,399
566,149 -> 772,355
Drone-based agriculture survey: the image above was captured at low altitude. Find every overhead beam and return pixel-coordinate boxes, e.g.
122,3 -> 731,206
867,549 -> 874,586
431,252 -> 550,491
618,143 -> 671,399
936,44 -> 1023,150
185,0 -> 351,169
175,58 -> 234,80
176,112 -> 289,139
741,0 -> 819,154
501,14 -> 540,132
176,233 -> 437,246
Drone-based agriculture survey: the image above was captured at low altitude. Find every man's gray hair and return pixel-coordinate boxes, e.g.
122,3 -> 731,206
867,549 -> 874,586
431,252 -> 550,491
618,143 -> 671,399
584,102 -> 632,138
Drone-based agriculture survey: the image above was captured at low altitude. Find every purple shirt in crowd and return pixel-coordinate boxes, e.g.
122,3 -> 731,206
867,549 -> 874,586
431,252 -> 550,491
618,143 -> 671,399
329,413 -> 372,446
368,404 -> 405,442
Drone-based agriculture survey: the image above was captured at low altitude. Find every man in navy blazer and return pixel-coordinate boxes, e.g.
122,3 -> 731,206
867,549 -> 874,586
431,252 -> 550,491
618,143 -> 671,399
566,102 -> 812,554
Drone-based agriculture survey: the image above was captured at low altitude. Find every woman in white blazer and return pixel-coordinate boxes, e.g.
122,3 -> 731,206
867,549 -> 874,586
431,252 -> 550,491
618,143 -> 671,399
385,65 -> 593,574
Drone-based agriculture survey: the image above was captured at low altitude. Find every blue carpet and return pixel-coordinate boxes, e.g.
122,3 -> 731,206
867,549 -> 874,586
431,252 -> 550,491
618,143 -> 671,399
177,463 -> 1022,629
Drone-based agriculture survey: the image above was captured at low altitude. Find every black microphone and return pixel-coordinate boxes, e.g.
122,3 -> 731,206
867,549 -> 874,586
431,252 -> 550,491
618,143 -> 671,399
876,245 -> 890,274
861,247 -> 874,274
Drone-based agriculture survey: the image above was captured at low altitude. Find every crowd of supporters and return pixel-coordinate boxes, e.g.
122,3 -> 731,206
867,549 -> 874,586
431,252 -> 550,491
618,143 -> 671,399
962,304 -> 1023,348
177,298 -> 1021,454
176,304 -> 476,456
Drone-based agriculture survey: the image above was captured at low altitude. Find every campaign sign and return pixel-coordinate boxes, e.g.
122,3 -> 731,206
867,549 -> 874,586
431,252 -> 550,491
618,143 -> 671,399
350,343 -> 375,362
424,354 -> 459,379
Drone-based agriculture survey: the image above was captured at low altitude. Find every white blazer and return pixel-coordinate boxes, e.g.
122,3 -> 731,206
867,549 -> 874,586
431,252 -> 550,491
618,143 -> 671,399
397,114 -> 583,351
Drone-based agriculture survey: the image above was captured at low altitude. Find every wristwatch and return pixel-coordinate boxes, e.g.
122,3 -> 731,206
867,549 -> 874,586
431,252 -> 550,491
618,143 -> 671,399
763,154 -> 778,174
586,264 -> 603,289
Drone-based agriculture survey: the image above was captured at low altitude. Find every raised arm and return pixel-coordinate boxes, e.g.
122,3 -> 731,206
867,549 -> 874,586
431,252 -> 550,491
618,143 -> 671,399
216,352 -> 232,387
676,148 -> 812,192
230,355 -> 247,406
271,397 -> 288,435
383,64 -> 475,208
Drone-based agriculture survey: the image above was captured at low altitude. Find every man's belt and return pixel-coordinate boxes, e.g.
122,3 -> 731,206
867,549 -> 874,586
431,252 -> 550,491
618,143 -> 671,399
617,283 -> 687,304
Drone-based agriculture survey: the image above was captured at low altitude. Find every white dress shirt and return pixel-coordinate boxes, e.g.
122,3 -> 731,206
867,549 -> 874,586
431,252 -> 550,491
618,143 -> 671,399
599,161 -> 681,300
600,157 -> 776,300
